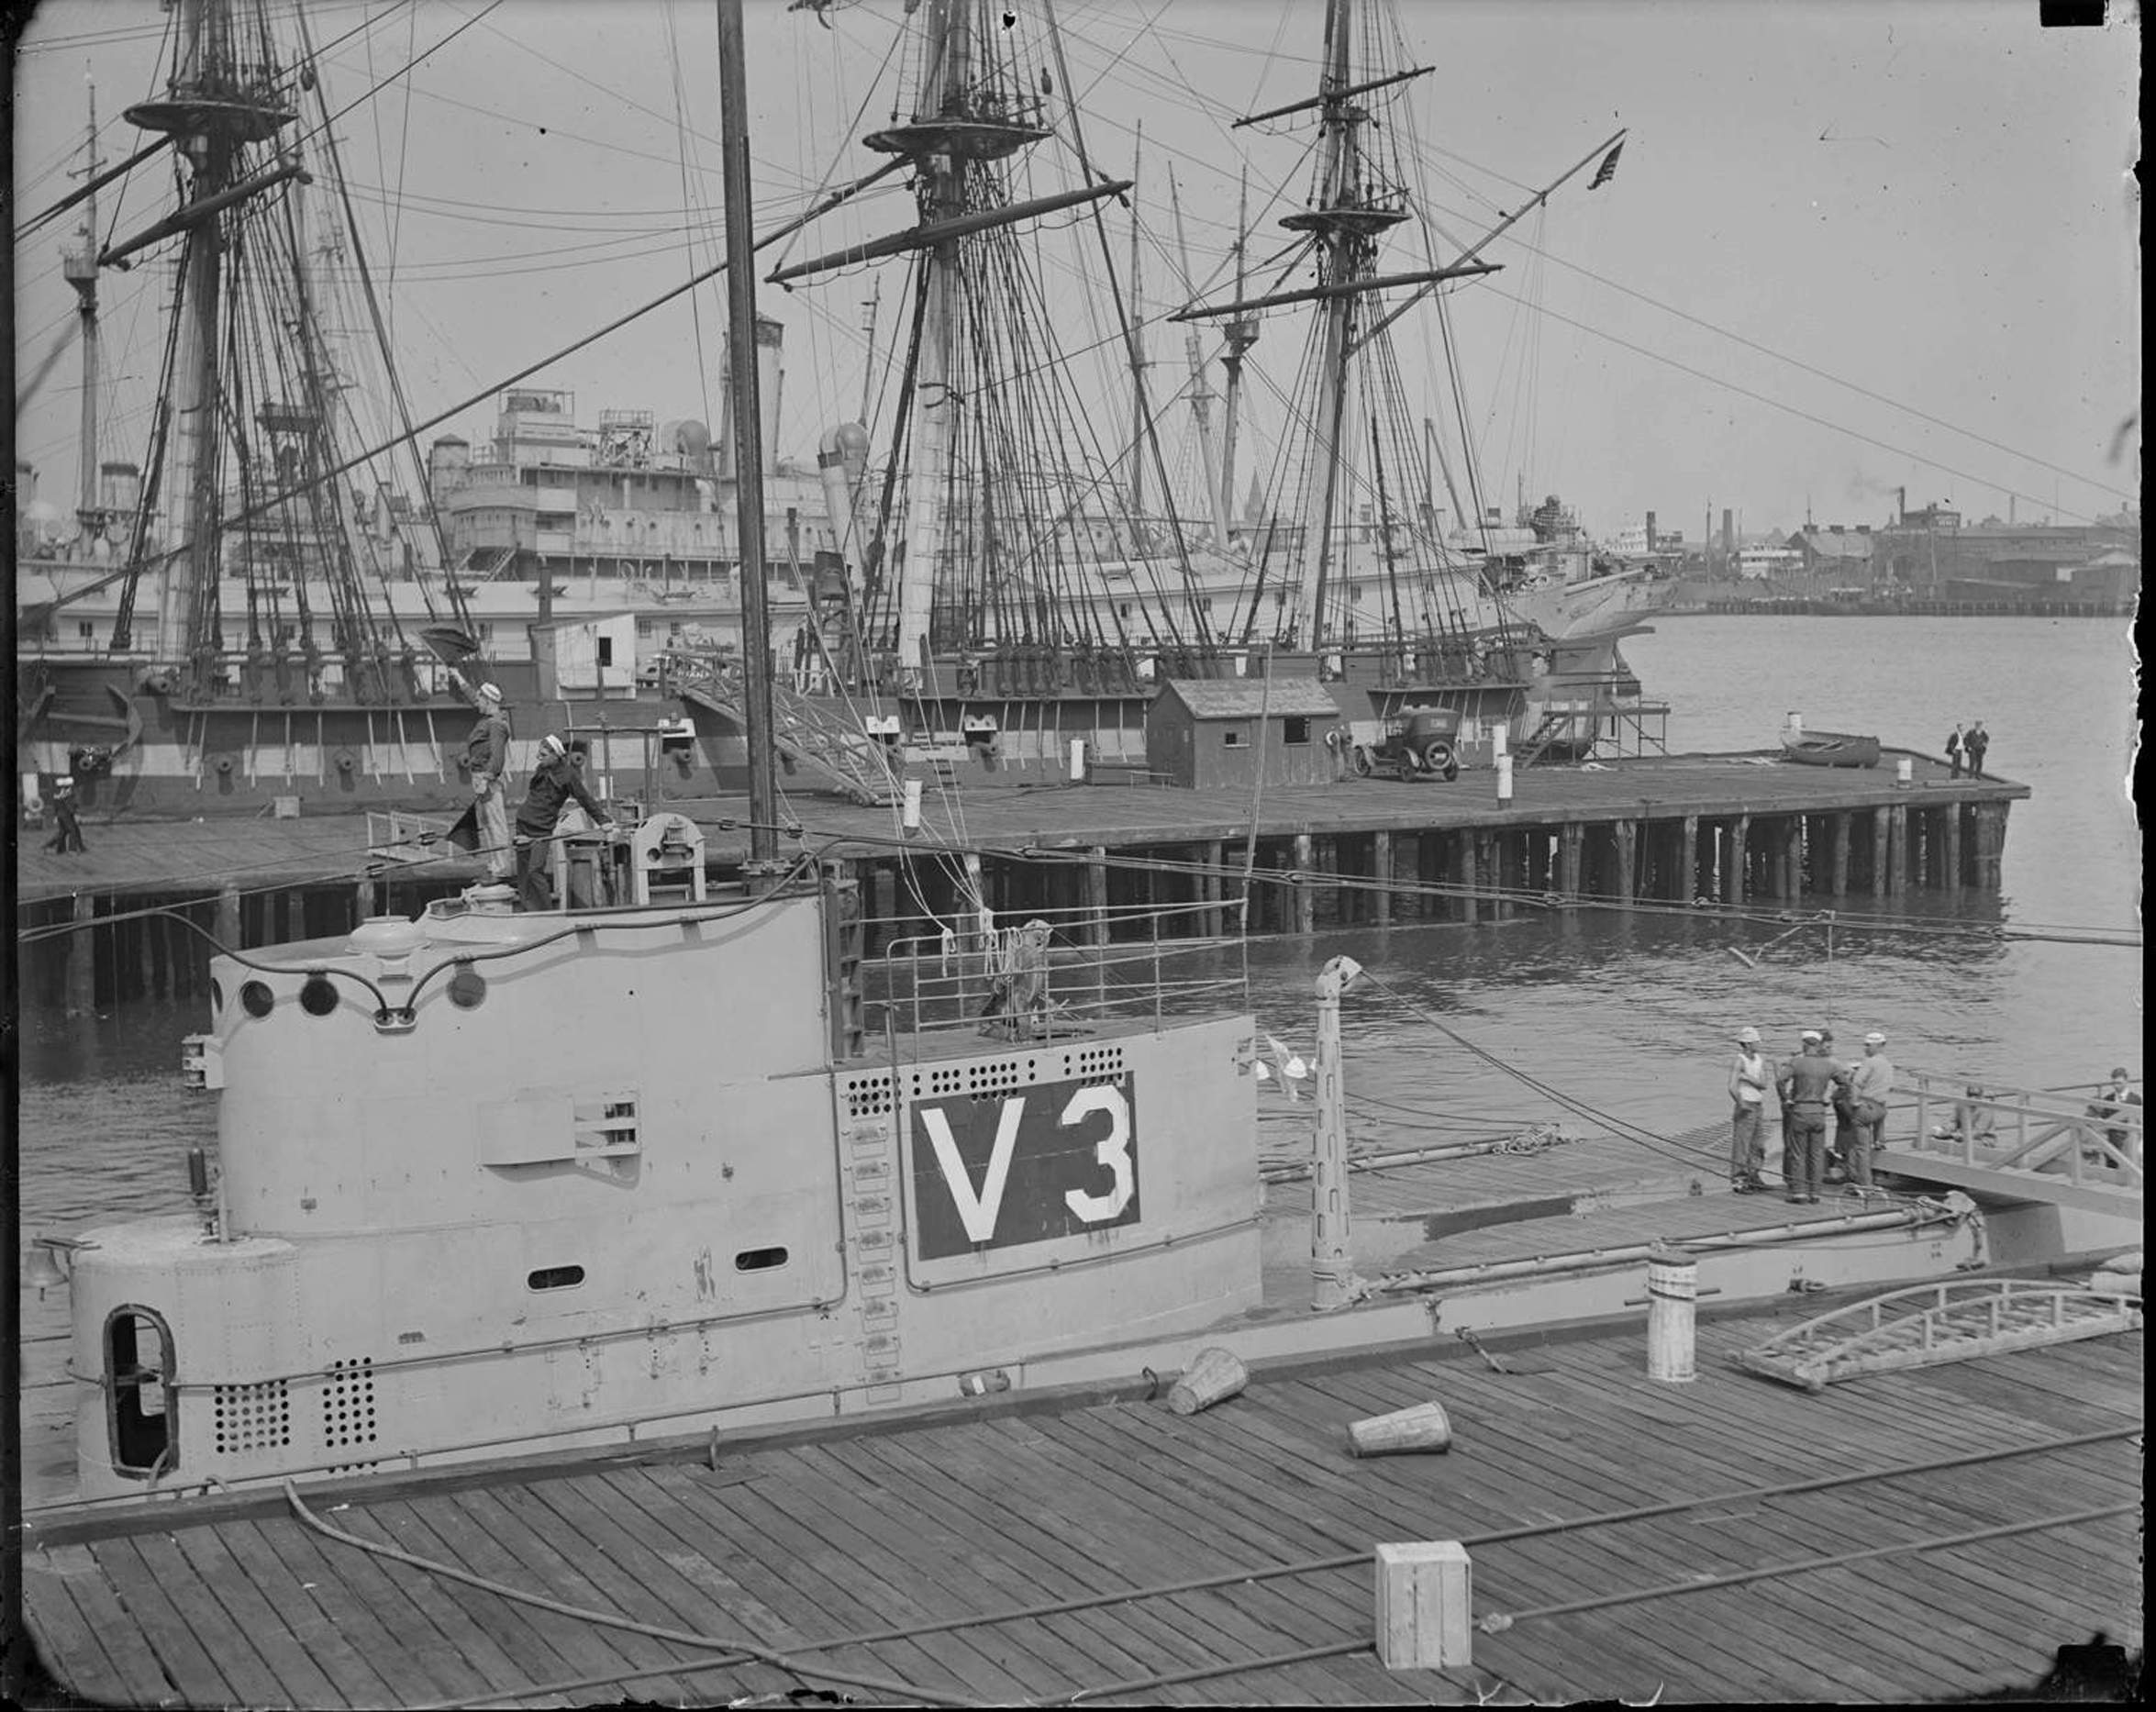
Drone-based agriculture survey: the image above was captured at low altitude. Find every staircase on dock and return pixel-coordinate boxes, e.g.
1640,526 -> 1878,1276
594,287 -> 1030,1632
667,652 -> 899,806
1738,1278 -> 2142,1391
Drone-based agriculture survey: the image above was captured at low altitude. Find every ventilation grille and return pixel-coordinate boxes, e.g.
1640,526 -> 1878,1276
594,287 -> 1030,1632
909,1056 -> 1041,1101
842,1073 -> 895,1117
322,1356 -> 378,1451
213,1380 -> 291,1454
1066,1044 -> 1126,1084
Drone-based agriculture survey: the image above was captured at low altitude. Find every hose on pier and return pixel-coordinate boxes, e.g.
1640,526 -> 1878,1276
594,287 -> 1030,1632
375,1425 -> 2139,1709
283,1480 -> 987,1709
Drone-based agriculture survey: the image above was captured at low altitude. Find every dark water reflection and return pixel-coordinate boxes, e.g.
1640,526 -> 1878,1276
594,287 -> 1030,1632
11,618 -> 2138,1505
17,618 -> 2139,1232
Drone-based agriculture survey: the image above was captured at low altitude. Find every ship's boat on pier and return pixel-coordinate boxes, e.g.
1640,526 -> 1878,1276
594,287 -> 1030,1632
1781,728 -> 1884,769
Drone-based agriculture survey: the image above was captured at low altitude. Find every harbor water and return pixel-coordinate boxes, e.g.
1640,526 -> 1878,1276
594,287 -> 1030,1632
15,615 -> 2139,1496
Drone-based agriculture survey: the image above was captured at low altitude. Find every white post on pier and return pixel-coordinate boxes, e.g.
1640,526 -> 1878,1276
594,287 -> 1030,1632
1645,1244 -> 1700,1383
1311,953 -> 1364,1311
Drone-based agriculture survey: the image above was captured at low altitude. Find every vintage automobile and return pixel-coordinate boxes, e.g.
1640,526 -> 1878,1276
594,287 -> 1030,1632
1349,708 -> 1461,782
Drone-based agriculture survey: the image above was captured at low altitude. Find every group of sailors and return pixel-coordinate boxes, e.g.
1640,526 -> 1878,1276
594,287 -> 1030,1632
1728,1025 -> 1894,1202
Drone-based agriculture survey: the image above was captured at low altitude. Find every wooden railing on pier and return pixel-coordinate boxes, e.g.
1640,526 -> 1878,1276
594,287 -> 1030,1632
1876,1068 -> 2141,1215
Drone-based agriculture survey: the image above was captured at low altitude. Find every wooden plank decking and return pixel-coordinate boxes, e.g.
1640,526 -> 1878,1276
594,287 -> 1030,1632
24,1300 -> 2140,1707
17,748 -> 2026,905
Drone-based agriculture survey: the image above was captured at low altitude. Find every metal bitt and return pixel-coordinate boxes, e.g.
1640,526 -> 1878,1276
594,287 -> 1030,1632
1310,953 -> 1365,1311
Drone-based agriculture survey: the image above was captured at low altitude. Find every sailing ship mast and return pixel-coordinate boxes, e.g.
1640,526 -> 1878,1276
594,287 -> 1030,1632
1169,172 -> 1235,555
61,81 -> 103,537
1180,4 -> 1492,650
1287,0 -> 1399,646
112,0 -> 299,671
772,0 -> 1132,684
1217,169 -> 1258,546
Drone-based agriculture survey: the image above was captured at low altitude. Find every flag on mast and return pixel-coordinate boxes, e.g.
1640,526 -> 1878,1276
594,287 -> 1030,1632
1590,139 -> 1625,190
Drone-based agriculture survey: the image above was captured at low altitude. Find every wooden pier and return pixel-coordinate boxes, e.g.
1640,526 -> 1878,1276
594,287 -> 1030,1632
20,1293 -> 2139,1706
16,747 -> 2026,1009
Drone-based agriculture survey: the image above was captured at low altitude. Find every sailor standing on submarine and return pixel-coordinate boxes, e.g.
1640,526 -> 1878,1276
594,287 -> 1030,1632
514,734 -> 614,912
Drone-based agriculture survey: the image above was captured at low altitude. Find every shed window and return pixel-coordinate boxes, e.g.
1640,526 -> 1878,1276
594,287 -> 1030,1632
1222,729 -> 1246,749
1284,717 -> 1312,746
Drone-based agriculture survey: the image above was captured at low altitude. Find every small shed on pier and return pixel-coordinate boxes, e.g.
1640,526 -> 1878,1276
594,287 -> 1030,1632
1146,677 -> 1348,790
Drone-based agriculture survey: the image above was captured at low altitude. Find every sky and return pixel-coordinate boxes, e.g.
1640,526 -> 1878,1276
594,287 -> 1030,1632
10,0 -> 2141,543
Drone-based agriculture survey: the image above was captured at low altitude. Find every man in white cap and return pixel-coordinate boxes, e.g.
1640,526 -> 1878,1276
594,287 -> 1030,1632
43,776 -> 86,854
1726,1026 -> 1771,1193
461,679 -> 513,881
1845,1031 -> 1895,1187
513,733 -> 613,911
1776,1029 -> 1838,1204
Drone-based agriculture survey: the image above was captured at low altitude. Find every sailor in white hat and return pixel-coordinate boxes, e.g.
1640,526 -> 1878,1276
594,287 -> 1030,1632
1844,1031 -> 1895,1188
1728,1026 -> 1771,1193
1777,1030 -> 1839,1203
512,733 -> 613,912
44,774 -> 87,854
461,677 -> 514,880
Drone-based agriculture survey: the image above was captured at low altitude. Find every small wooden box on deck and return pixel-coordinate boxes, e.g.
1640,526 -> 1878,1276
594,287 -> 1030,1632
1374,1540 -> 1473,1670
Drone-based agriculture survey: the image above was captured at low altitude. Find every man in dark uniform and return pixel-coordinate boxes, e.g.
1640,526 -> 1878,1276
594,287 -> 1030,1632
1777,1030 -> 1839,1205
514,734 -> 612,912
44,777 -> 86,854
1964,720 -> 1990,780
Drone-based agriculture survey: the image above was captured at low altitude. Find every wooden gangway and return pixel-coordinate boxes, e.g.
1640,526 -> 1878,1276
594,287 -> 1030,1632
1739,1279 -> 2143,1392
1875,1069 -> 2142,1217
667,650 -> 899,807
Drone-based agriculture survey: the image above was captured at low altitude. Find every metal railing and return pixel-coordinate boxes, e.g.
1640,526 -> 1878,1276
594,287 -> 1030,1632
861,899 -> 1247,1047
1887,1067 -> 2142,1192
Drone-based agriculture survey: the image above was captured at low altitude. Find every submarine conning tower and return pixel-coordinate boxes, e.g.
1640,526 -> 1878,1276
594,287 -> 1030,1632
64,871 -> 1263,1499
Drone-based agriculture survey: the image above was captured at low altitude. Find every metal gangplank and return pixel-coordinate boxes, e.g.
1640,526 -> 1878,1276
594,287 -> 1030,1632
1874,1069 -> 2143,1217
665,650 -> 898,806
1738,1278 -> 2142,1392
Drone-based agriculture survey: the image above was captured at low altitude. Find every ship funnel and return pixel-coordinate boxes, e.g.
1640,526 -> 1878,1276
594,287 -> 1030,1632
817,421 -> 870,567
666,417 -> 714,472
716,316 -> 785,481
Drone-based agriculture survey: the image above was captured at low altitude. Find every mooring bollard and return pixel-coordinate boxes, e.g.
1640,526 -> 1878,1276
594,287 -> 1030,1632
1375,1541 -> 1473,1670
1310,954 -> 1365,1311
1347,1400 -> 1452,1458
1645,1244 -> 1699,1384
1167,1346 -> 1247,1415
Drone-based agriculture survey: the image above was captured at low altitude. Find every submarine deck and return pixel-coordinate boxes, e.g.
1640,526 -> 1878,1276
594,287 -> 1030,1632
23,1292 -> 2140,1706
